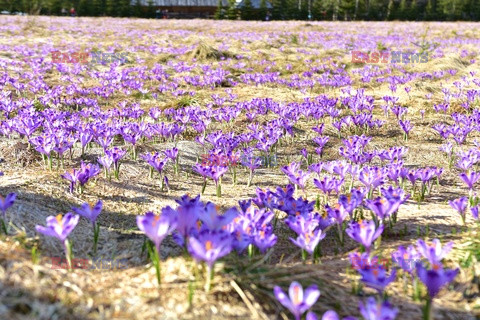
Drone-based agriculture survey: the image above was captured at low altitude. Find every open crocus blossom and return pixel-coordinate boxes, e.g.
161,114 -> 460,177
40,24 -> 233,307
137,209 -> 178,253
0,192 -> 16,234
290,225 -> 326,256
416,262 -> 459,320
188,229 -> 233,292
346,220 -> 384,252
188,230 -> 233,268
448,197 -> 469,224
72,200 -> 103,253
391,245 -> 421,274
358,265 -> 397,294
137,209 -> 178,285
359,297 -> 398,320
281,162 -> 311,192
472,206 -> 479,220
416,262 -> 459,299
35,213 -> 79,242
416,239 -> 453,265
35,213 -> 79,269
273,281 -> 320,320
459,171 -> 480,191
72,200 -> 103,225
198,202 -> 238,231
318,311 -> 357,320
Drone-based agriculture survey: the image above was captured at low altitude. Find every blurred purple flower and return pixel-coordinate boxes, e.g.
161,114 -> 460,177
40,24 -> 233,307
273,281 -> 320,320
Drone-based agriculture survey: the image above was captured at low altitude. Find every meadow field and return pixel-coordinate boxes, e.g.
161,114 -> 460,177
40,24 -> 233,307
0,16 -> 480,320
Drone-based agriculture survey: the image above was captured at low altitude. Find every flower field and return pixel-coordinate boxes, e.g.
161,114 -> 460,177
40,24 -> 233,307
1,16 -> 480,320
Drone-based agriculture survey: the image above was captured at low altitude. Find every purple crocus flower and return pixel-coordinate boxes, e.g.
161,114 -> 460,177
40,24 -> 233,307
399,119 -> 413,140
459,171 -> 480,191
391,245 -> 421,274
416,239 -> 453,265
98,153 -> 114,177
164,147 -> 179,173
199,202 -> 238,231
252,225 -> 277,253
0,192 -> 16,233
313,176 -> 344,196
318,311 -> 357,320
358,265 -> 397,293
163,147 -> 178,161
358,167 -> 385,193
472,206 -> 479,220
105,147 -> 127,179
281,162 -> 311,192
358,297 -> 398,320
0,193 -> 16,218
290,226 -> 326,255
36,212 -> 79,268
188,229 -> 233,268
142,152 -> 168,174
193,163 -> 228,196
338,189 -> 365,217
77,162 -> 100,187
61,168 -> 80,193
416,262 -> 459,298
346,220 -> 384,252
448,197 -> 469,224
273,281 -> 320,320
35,213 -> 80,242
325,203 -> 349,225
72,200 -> 103,253
365,197 -> 393,220
137,209 -> 177,253
72,200 -> 102,225
325,202 -> 349,244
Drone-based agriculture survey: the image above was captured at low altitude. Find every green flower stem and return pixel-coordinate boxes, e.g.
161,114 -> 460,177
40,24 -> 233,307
205,265 -> 213,293
93,223 -> 100,254
63,239 -> 73,270
423,298 -> 433,320
0,218 -> 7,234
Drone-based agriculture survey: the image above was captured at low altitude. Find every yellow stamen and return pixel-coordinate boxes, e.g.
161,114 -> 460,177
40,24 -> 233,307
56,214 -> 63,226
205,240 -> 213,251
292,286 -> 302,305
305,232 -> 312,244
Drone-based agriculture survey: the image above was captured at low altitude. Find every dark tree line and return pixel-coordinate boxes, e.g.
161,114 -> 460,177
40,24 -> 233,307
0,0 -> 479,20
230,0 -> 480,21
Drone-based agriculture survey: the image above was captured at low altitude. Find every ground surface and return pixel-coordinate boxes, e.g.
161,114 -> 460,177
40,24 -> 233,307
0,16 -> 480,320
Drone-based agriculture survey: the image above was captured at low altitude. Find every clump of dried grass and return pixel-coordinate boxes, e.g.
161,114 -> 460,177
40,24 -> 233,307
188,41 -> 235,61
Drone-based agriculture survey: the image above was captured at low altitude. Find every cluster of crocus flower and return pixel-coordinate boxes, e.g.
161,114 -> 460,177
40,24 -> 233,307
141,151 -> 169,190
274,281 -> 399,320
135,194 -> 277,290
61,162 -> 100,193
282,162 -> 311,193
389,239 -> 458,318
193,163 -> 228,197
